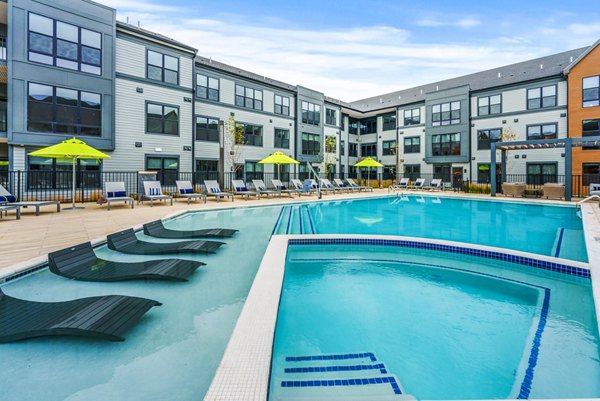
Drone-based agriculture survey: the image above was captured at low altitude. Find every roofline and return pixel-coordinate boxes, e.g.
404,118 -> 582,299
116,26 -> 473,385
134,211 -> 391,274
563,39 -> 600,74
116,21 -> 197,55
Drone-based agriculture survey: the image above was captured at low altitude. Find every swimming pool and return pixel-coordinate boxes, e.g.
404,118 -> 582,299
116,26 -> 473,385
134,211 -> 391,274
269,240 -> 600,400
0,195 -> 593,401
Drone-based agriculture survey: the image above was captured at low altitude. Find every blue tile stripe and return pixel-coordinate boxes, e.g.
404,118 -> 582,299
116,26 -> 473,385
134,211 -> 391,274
285,207 -> 293,234
288,238 -> 590,279
286,352 -> 377,362
281,376 -> 402,395
284,363 -> 388,374
298,206 -> 304,234
304,205 -> 317,235
518,288 -> 551,399
554,228 -> 565,258
271,206 -> 286,236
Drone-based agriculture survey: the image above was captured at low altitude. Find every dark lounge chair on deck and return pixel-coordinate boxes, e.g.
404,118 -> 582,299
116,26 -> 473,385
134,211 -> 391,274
143,220 -> 238,239
0,288 -> 160,343
48,242 -> 204,282
107,228 -> 224,255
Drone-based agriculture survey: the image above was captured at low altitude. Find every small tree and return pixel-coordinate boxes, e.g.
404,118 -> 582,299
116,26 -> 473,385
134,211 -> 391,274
223,115 -> 245,177
500,127 -> 518,175
324,135 -> 337,178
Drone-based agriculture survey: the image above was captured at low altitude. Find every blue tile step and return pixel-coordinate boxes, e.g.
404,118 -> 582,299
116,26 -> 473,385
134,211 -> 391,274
278,374 -> 406,399
282,362 -> 390,379
285,352 -> 377,364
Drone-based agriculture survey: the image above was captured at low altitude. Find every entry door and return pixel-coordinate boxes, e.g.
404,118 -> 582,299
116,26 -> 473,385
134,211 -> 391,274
452,167 -> 463,188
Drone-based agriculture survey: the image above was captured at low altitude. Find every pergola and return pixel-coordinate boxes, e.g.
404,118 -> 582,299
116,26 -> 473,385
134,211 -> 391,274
490,135 -> 600,201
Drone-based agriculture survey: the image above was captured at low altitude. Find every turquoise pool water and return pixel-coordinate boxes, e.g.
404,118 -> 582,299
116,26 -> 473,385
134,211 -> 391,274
0,195 -> 592,401
273,195 -> 588,262
269,243 -> 600,400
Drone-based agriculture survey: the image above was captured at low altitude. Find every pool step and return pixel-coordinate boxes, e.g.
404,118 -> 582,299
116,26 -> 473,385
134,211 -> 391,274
273,205 -> 316,235
551,228 -> 582,260
277,352 -> 411,400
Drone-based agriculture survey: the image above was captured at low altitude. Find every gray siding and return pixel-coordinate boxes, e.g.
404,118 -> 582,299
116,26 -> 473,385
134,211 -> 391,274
296,86 -> 324,163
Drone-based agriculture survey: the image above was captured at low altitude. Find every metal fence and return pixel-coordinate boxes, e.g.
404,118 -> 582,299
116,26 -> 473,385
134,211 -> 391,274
1,170 -> 599,202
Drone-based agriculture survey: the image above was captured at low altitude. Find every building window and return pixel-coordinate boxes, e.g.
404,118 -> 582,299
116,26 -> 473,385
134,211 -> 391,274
404,164 -> 420,180
582,163 -> 600,186
527,85 -> 556,109
432,102 -> 460,126
360,117 -> 377,135
582,119 -> 600,150
349,143 -> 358,157
348,118 -> 359,135
146,156 -> 179,186
403,136 -> 420,154
235,85 -> 263,110
301,132 -> 320,155
195,116 -> 219,142
526,163 -> 557,185
27,83 -> 102,136
382,140 -> 397,155
147,50 -> 178,84
477,164 -> 491,184
197,74 -> 219,101
274,95 -> 290,115
477,128 -> 502,150
28,13 -> 102,75
236,123 -> 263,146
274,128 -> 290,148
382,112 -> 397,131
245,161 -> 264,180
583,76 -> 600,107
403,108 -> 420,126
526,123 -> 557,140
27,156 -> 101,190
326,108 -> 336,125
478,95 -> 501,116
432,133 -> 460,156
340,140 -> 345,156
301,101 -> 321,125
383,165 -> 396,180
360,142 -> 377,157
196,159 -> 218,172
146,103 -> 179,135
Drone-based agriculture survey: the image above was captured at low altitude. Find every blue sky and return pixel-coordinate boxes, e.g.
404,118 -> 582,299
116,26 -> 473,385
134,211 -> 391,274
98,0 -> 600,101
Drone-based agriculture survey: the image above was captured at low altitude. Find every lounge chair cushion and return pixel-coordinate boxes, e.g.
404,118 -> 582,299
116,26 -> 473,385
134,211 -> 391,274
0,195 -> 17,203
179,188 -> 193,194
277,185 -> 285,190
210,187 -> 219,193
235,186 -> 247,192
148,187 -> 161,196
107,191 -> 127,198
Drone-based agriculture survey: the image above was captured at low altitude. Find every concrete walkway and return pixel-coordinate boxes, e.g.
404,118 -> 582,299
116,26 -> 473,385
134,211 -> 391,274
0,189 -> 591,275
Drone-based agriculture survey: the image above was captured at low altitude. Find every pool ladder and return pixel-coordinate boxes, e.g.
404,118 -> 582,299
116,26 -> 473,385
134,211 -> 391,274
575,195 -> 600,210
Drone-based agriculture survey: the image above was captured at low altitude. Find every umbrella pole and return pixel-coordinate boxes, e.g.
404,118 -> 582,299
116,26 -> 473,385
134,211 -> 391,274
72,158 -> 76,209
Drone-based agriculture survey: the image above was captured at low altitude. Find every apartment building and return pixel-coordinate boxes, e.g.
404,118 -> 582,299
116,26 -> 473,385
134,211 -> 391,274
1,0 -> 598,190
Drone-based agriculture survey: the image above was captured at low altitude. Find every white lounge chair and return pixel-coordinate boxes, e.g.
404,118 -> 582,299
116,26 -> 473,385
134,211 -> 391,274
291,179 -> 314,196
0,184 -> 61,216
333,178 -> 352,192
204,180 -> 234,202
590,183 -> 600,196
104,181 -> 134,211
271,179 -> 296,197
408,178 -> 426,190
141,181 -> 173,206
175,180 -> 206,204
231,179 -> 260,200
390,178 -> 410,191
252,179 -> 279,198
321,178 -> 343,193
346,178 -> 372,192
425,179 -> 443,191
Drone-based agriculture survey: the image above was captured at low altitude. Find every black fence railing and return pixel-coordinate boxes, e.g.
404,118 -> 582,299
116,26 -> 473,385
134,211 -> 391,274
1,170 -> 599,202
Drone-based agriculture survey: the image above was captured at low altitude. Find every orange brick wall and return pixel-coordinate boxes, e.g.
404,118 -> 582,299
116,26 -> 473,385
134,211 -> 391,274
568,45 -> 600,175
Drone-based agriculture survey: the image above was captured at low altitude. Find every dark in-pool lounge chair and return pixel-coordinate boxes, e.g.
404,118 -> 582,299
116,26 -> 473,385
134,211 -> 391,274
48,242 -> 204,282
0,288 -> 160,343
107,228 -> 224,255
143,220 -> 238,239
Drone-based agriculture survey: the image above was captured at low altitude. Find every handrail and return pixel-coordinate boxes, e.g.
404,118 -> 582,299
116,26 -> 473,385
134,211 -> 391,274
305,162 -> 321,199
576,195 -> 600,209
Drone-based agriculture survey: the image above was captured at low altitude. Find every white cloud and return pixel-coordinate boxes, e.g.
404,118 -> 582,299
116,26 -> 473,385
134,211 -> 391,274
415,17 -> 481,28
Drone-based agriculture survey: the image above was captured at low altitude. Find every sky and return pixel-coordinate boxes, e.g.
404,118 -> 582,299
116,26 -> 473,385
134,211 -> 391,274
97,0 -> 600,102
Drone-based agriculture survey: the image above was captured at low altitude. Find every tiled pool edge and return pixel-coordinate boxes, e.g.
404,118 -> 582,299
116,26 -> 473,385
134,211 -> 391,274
581,203 -> 600,338
202,234 -> 595,401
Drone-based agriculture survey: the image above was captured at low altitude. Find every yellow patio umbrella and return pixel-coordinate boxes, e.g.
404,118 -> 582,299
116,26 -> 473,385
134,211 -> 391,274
257,151 -> 299,180
29,137 -> 110,210
353,157 -> 383,188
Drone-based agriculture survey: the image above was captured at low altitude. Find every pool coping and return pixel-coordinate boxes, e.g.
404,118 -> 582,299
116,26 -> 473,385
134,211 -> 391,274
202,234 -> 596,401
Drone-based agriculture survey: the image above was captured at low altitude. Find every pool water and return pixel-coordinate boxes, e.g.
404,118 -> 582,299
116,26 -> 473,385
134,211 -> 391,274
273,195 -> 588,262
269,244 -> 600,400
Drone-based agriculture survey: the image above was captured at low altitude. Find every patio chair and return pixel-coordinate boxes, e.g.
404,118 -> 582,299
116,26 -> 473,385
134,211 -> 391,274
143,219 -> 238,239
590,183 -> 600,196
408,178 -> 426,190
104,181 -> 134,211
107,228 -> 224,255
346,178 -> 372,192
333,178 -> 352,192
390,178 -> 410,191
502,182 -> 526,197
425,179 -> 443,191
252,179 -> 280,198
0,184 -> 61,216
291,179 -> 314,196
0,288 -> 160,343
271,179 -> 296,197
204,180 -> 234,202
321,178 -> 343,193
542,183 -> 565,200
175,180 -> 206,204
141,181 -> 173,206
231,179 -> 260,200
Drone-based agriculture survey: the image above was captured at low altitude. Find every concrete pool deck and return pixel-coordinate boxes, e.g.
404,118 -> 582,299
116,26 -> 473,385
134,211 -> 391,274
0,189 -> 597,276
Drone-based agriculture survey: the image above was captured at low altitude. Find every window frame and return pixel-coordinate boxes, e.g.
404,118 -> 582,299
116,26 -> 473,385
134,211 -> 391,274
348,143 -> 358,157
196,73 -> 220,101
403,108 -> 420,126
403,136 -> 420,154
382,112 -> 397,131
146,102 -> 180,136
301,132 -> 321,155
583,75 -> 600,108
236,122 -> 263,147
477,94 -> 502,116
301,101 -> 321,126
431,101 -> 460,127
274,127 -> 290,149
431,133 -> 461,156
147,49 -> 179,85
527,84 -> 557,110
526,162 -> 558,185
360,142 -> 377,157
195,115 -> 220,142
382,140 -> 397,155
325,108 -> 337,126
526,123 -> 558,141
274,94 -> 290,116
477,128 -> 502,150
235,84 -> 263,111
